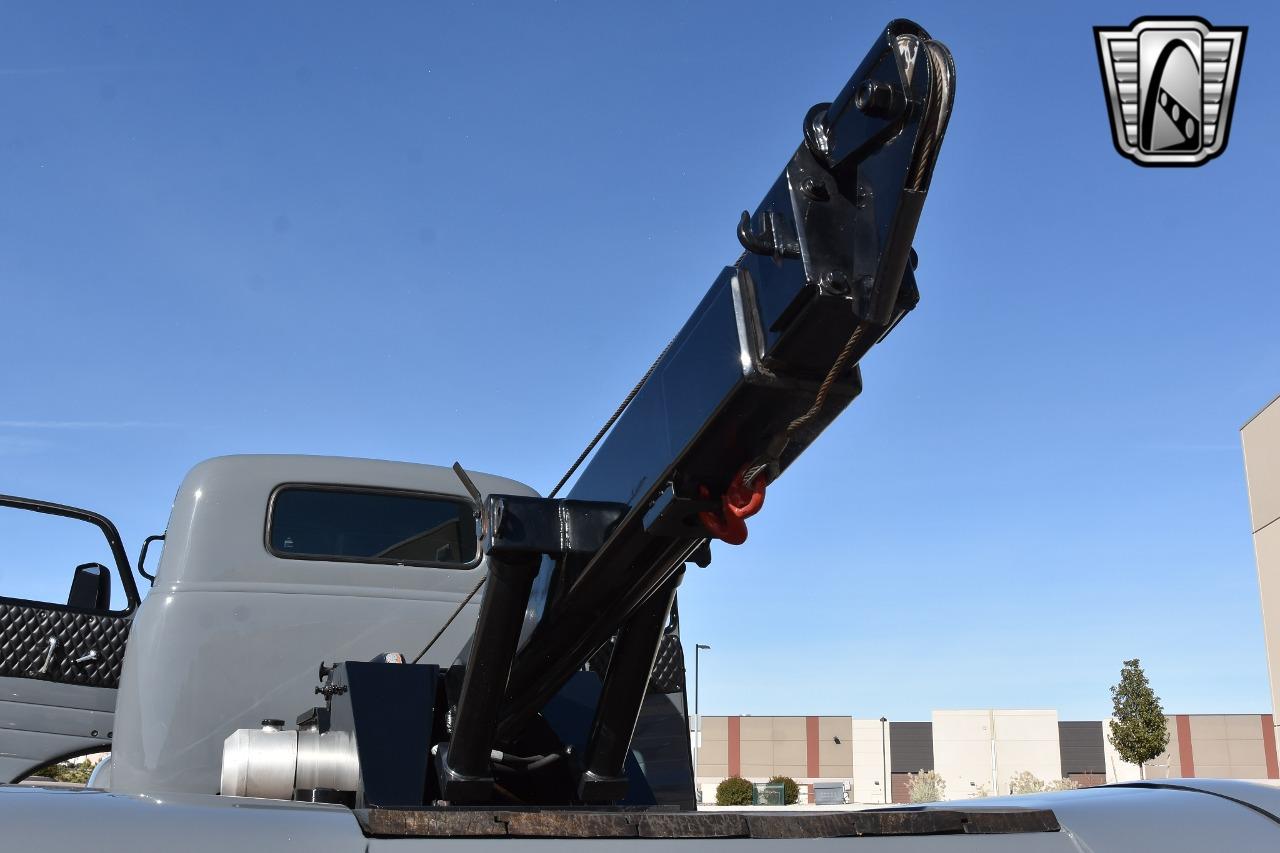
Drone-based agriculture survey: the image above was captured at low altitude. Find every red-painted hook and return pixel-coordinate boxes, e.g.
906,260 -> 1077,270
697,466 -> 768,545
724,472 -> 766,520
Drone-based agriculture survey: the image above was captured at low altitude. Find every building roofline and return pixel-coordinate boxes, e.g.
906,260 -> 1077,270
1242,392 -> 1280,430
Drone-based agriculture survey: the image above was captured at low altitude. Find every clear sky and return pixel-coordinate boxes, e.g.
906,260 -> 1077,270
1,1 -> 1277,721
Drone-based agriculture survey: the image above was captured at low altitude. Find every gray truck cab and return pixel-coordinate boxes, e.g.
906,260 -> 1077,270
1,454 -> 534,791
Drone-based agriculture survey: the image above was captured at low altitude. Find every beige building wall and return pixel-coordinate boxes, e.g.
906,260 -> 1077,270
1188,714 -> 1270,779
694,715 -> 858,802
932,710 -> 1061,798
1243,396 -> 1280,743
739,716 -> 807,779
992,710 -> 1062,792
851,718 -> 891,804
696,714 -> 728,782
817,716 -> 853,780
931,710 -> 995,797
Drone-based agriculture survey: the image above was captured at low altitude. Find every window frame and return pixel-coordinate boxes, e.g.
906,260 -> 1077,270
0,494 -> 141,615
263,482 -> 482,570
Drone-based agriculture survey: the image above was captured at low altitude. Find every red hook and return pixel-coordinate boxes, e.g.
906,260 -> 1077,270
698,466 -> 767,545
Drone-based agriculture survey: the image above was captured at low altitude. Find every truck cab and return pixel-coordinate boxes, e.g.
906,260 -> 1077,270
1,454 -> 536,792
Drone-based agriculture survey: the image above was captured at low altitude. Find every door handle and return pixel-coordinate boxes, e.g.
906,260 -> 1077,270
30,637 -> 58,675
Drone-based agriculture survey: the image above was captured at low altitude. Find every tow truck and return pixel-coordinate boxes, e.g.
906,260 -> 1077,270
2,19 -> 1278,851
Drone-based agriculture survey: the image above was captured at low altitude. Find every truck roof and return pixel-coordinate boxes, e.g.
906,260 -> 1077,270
154,454 -> 537,590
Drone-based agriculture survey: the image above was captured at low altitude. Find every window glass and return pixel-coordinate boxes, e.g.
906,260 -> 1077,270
0,505 -> 122,612
268,487 -> 477,566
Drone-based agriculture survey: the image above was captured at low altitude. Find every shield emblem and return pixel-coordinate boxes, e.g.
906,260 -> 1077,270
1095,17 -> 1246,166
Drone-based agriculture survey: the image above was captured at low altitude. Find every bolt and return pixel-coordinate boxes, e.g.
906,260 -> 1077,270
854,80 -> 896,119
800,177 -> 828,201
821,270 -> 851,295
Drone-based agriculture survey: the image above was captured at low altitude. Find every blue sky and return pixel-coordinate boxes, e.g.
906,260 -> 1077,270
1,1 -> 1277,720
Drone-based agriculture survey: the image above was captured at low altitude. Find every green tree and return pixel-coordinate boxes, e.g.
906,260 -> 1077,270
1107,658 -> 1169,779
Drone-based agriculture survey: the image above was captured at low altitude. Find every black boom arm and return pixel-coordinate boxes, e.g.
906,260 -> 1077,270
431,18 -> 956,805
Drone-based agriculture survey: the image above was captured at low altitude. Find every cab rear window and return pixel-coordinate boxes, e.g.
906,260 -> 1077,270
267,486 -> 477,567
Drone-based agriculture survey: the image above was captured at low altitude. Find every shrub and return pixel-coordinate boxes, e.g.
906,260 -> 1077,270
907,770 -> 946,803
1009,771 -> 1045,795
1007,772 -> 1080,794
769,775 -> 799,805
32,757 -> 97,785
716,775 -> 754,806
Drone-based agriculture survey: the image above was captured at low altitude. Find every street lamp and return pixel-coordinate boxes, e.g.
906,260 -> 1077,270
695,644 -> 711,715
879,716 -> 888,805
694,644 -> 711,794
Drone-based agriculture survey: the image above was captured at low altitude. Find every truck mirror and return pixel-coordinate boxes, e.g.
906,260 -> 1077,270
67,562 -> 112,612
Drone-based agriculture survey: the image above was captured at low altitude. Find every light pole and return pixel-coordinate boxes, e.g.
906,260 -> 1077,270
694,644 -> 710,794
879,716 -> 888,804
695,644 -> 711,716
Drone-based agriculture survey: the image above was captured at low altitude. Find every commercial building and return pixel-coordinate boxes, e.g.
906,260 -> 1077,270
686,392 -> 1280,805
1243,394 -> 1280,750
693,711 -> 1278,804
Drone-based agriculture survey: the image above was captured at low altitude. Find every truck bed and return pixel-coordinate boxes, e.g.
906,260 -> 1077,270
4,780 -> 1279,852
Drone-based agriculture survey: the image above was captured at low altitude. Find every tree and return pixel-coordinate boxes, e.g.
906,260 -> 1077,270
1108,658 -> 1169,779
716,776 -> 754,806
768,775 -> 799,805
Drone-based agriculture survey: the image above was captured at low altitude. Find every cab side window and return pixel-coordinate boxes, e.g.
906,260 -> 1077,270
267,487 -> 478,567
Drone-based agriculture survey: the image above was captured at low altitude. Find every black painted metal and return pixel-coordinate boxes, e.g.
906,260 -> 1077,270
323,661 -> 439,808
578,572 -> 681,803
486,495 -> 628,558
67,563 -> 111,611
137,534 -> 164,584
438,492 -> 633,802
496,19 -> 954,742
436,551 -> 540,802
340,17 -> 957,812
